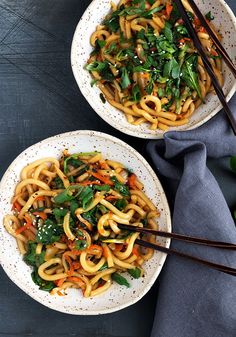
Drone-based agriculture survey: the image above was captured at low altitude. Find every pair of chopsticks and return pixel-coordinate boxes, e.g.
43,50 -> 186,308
173,0 -> 236,134
118,224 -> 236,276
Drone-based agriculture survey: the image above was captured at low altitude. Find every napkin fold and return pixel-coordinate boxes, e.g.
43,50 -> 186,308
146,100 -> 236,337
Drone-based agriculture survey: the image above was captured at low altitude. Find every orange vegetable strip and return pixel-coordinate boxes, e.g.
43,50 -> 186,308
166,3 -> 173,17
12,201 -> 22,212
15,214 -> 33,235
90,172 -> 114,186
32,211 -> 47,221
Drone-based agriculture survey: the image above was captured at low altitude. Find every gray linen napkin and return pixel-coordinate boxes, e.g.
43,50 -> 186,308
146,97 -> 236,337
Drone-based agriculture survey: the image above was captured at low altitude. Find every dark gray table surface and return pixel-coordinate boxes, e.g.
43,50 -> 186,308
0,1 -> 235,336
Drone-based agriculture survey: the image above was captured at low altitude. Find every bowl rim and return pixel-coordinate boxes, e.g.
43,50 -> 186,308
71,0 -> 236,139
0,130 -> 171,315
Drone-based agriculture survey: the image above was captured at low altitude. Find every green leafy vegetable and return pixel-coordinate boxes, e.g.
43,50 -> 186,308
164,22 -> 173,42
132,84 -> 142,102
93,184 -> 111,192
31,268 -> 54,292
114,198 -> 128,211
36,219 -> 63,244
85,61 -> 107,72
111,177 -> 130,197
75,239 -> 88,250
128,267 -> 141,279
64,155 -> 84,174
53,176 -> 64,189
111,272 -> 130,287
205,11 -> 214,21
181,54 -> 202,99
99,262 -> 108,271
78,186 -> 94,209
54,190 -> 74,204
24,242 -> 45,267
120,67 -> 131,89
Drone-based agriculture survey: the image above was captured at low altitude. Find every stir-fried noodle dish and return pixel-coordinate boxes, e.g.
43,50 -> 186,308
4,151 -> 160,297
86,0 -> 223,131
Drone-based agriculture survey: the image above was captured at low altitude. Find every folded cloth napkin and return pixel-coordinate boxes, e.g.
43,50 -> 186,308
146,97 -> 236,337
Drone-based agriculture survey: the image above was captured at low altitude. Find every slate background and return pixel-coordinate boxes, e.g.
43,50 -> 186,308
0,1 -> 235,336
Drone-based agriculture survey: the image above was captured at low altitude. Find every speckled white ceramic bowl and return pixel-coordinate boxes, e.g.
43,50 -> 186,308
71,0 -> 236,139
0,130 -> 171,315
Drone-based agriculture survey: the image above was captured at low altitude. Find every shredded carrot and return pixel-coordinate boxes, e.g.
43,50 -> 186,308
179,37 -> 191,44
194,17 -> 201,26
103,245 -> 110,258
132,246 -> 140,257
35,196 -> 45,202
15,214 -> 32,235
199,26 -> 206,33
87,244 -> 103,254
72,261 -> 81,269
166,3 -> 173,18
67,276 -> 84,287
140,72 -> 149,79
32,211 -> 47,221
99,161 -> 110,170
114,244 -> 123,252
54,278 -> 66,287
12,201 -> 22,212
128,173 -> 137,190
105,195 -> 119,201
90,171 -> 114,185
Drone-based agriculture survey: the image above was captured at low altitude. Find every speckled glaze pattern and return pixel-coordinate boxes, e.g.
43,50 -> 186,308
71,0 -> 236,139
0,130 -> 171,315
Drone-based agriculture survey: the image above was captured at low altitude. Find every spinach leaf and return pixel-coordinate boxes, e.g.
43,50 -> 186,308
70,200 -> 79,217
53,208 -> 68,223
164,22 -> 173,42
103,9 -> 121,32
145,79 -> 154,95
64,155 -> 84,173
181,54 -> 202,98
83,208 -> 98,227
36,219 -> 63,244
120,67 -> 131,89
99,262 -> 108,271
93,184 -> 111,192
128,267 -> 141,279
111,177 -> 130,197
112,272 -> 130,287
85,61 -> 107,72
205,11 -> 214,21
31,268 -> 54,292
24,242 -> 45,267
75,239 -> 88,250
54,190 -> 74,204
115,198 -> 128,211
132,84 -> 142,102
91,39 -> 106,56
175,25 -> 189,36
78,186 -> 94,209
53,176 -> 64,189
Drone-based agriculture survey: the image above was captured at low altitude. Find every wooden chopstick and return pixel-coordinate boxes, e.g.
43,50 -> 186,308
187,0 -> 236,78
173,0 -> 236,135
118,224 -> 236,249
136,239 -> 236,276
118,224 -> 236,276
